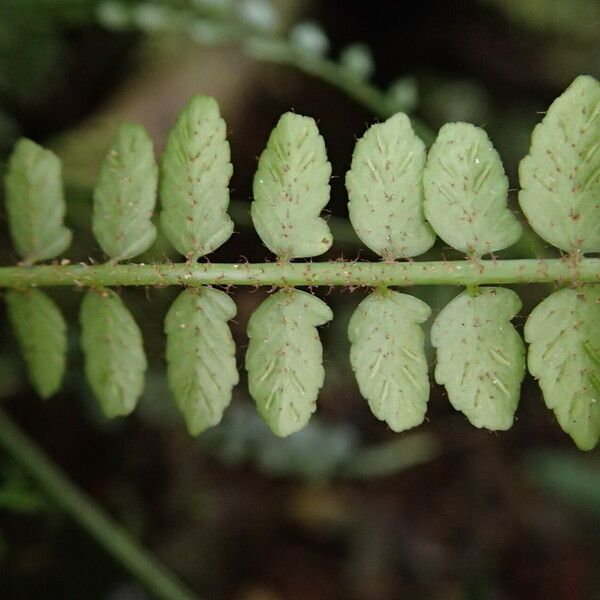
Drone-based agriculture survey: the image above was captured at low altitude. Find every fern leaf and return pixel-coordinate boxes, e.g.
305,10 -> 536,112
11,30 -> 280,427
525,285 -> 600,450
431,287 -> 525,430
165,288 -> 238,435
92,124 -> 158,262
160,96 -> 234,261
251,113 -> 333,259
348,289 -> 431,431
80,289 -> 146,417
519,75 -> 600,254
245,289 -> 333,436
5,289 -> 68,398
346,113 -> 435,259
4,138 -> 72,263
423,123 -> 522,255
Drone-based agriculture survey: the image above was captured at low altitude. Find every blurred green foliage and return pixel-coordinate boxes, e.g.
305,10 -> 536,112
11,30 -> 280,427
1,2 -> 600,598
201,403 -> 439,481
0,462 -> 48,514
526,451 -> 600,519
0,0 -> 94,108
484,0 -> 600,41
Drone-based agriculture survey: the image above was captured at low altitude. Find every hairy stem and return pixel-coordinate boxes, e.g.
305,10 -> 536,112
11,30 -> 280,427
0,258 -> 598,288
231,38 -> 433,141
0,407 -> 200,600
99,6 -> 434,137
244,37 -> 392,117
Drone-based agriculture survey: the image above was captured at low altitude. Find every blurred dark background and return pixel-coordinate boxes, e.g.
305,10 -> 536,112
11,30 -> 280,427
0,1 -> 599,599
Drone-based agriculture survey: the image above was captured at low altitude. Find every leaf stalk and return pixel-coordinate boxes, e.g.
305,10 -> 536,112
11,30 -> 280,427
0,258 -> 597,288
0,407 -> 200,600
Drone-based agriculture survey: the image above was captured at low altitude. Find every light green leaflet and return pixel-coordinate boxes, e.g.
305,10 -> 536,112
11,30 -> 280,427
346,113 -> 435,259
519,75 -> 600,254
5,289 -> 67,398
251,113 -> 333,259
245,289 -> 333,437
92,124 -> 158,262
431,287 -> 525,430
160,96 -> 234,261
4,138 -> 72,264
423,123 -> 522,255
164,288 -> 238,435
348,290 -> 431,431
80,289 -> 147,418
525,285 -> 600,450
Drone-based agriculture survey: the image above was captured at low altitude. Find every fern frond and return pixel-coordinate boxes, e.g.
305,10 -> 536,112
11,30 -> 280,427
92,124 -> 158,262
346,113 -> 435,259
5,289 -> 68,398
431,287 -> 525,430
80,289 -> 147,417
519,75 -> 600,254
348,289 -> 431,431
160,96 -> 234,261
0,76 -> 599,449
245,289 -> 332,437
165,287 -> 238,435
251,113 -> 332,259
4,139 -> 72,264
525,285 -> 600,450
423,123 -> 522,256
